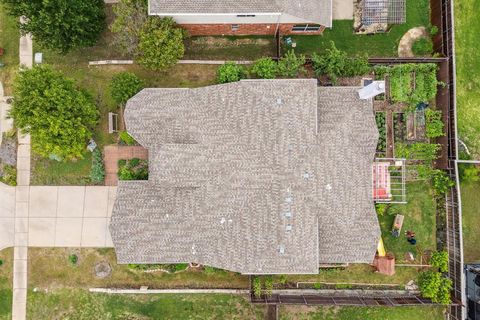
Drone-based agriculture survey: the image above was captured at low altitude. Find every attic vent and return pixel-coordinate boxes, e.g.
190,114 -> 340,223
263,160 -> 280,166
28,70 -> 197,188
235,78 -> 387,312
285,211 -> 292,218
279,245 -> 285,254
303,172 -> 311,179
276,98 -> 283,105
286,224 -> 293,232
285,196 -> 293,203
325,184 -> 332,190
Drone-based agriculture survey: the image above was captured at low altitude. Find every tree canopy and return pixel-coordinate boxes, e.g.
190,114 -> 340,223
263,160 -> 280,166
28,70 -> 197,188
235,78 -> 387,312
10,65 -> 99,160
110,0 -> 148,56
2,0 -> 106,53
136,17 -> 185,70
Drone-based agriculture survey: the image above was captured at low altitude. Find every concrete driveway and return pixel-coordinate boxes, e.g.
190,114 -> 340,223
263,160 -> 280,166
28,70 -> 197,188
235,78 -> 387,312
1,186 -> 116,250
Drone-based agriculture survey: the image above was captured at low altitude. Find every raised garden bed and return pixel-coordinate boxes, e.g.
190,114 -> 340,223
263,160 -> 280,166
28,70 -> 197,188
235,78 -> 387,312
375,112 -> 387,157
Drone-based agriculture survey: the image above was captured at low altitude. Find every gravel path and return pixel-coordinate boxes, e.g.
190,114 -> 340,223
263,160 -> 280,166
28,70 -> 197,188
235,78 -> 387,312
398,27 -> 428,57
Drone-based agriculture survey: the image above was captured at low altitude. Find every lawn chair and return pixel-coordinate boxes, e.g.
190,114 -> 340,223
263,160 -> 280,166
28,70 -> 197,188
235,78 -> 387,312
391,214 -> 404,238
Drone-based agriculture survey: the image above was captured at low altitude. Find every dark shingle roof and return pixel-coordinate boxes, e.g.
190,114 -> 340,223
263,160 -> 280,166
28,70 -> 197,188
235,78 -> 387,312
110,80 -> 380,274
148,0 -> 332,27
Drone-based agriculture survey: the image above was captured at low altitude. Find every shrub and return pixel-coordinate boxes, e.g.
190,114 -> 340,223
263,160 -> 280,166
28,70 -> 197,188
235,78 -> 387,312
461,165 -> 480,182
313,283 -> 322,290
137,17 -> 185,70
251,57 -> 277,79
425,109 -> 445,138
110,72 -> 144,105
118,158 -> 148,180
253,277 -> 262,298
3,0 -> 106,53
10,65 -> 98,160
412,38 -> 434,56
418,271 -> 451,304
119,131 -> 136,145
128,264 -> 161,270
90,149 -> 105,184
279,275 -> 288,285
312,41 -> 370,83
217,62 -> 245,84
375,203 -> 388,216
174,263 -> 189,272
0,259 -> 3,267
68,254 -> 78,266
432,170 -> 454,195
430,251 -> 449,272
277,50 -> 305,78
264,276 -> 273,296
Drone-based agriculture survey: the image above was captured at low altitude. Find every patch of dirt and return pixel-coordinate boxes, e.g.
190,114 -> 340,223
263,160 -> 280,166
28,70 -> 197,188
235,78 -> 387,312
0,133 -> 17,166
94,261 -> 112,279
189,36 -> 271,49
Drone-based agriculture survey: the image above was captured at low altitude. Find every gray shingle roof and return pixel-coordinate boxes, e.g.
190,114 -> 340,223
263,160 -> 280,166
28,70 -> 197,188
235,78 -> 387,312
148,0 -> 332,26
110,80 -> 380,274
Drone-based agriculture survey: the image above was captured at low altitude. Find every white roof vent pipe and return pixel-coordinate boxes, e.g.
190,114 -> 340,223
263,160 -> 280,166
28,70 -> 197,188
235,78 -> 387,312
357,81 -> 386,100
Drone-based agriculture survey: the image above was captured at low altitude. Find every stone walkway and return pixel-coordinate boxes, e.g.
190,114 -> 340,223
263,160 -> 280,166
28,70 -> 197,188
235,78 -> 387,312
398,27 -> 428,57
104,145 -> 148,186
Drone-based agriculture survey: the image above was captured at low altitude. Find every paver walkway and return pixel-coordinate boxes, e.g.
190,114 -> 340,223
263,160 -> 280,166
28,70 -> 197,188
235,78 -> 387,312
104,145 -> 148,186
398,27 -> 428,57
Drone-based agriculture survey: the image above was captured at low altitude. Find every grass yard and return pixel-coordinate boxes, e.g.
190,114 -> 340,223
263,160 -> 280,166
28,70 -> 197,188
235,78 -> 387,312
288,0 -> 430,57
279,305 -> 445,320
454,0 -> 480,159
184,35 -> 276,60
28,289 -> 266,320
459,171 -> 480,263
0,4 -> 19,95
28,248 -> 249,289
272,264 -> 419,288
0,248 -> 13,320
378,181 -> 437,263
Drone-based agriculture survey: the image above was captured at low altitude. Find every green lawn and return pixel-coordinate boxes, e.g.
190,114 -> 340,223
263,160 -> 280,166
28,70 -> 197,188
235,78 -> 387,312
279,305 -> 445,320
28,289 -> 266,320
459,170 -> 480,263
454,0 -> 480,158
0,248 -> 13,320
289,0 -> 430,57
28,248 -> 249,290
184,35 -> 276,60
0,4 -> 19,95
272,264 -> 419,288
378,181 -> 437,263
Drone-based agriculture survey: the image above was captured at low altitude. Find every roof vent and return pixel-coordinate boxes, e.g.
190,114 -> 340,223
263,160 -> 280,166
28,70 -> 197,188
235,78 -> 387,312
285,196 -> 293,204
303,172 -> 311,180
325,184 -> 332,190
276,98 -> 282,105
286,224 -> 293,232
285,211 -> 292,218
279,245 -> 285,255
220,217 -> 225,224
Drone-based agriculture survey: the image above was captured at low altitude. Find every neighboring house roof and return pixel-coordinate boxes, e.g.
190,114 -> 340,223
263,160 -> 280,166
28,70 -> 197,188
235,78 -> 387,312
109,80 -> 381,275
148,0 -> 332,27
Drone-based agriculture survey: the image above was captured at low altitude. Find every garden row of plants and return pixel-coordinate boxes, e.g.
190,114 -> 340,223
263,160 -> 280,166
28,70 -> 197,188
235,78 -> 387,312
216,41 -> 370,84
375,112 -> 387,155
375,64 -> 441,109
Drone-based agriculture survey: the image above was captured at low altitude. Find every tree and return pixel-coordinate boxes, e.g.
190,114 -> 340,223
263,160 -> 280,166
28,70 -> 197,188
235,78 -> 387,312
9,65 -> 99,160
251,57 -> 278,79
277,50 -> 305,78
312,41 -> 370,83
110,72 -> 144,105
216,62 -> 245,84
2,0 -> 106,53
137,17 -> 185,70
110,0 -> 148,56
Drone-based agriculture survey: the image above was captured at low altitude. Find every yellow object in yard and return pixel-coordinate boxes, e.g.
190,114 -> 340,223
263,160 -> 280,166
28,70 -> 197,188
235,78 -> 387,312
377,238 -> 386,257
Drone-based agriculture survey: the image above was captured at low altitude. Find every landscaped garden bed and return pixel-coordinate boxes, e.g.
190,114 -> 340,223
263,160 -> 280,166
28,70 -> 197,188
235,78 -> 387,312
0,132 -> 17,186
375,112 -> 387,157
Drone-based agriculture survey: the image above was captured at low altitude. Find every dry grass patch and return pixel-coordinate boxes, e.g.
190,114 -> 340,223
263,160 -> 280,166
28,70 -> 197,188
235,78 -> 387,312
0,248 -> 13,320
